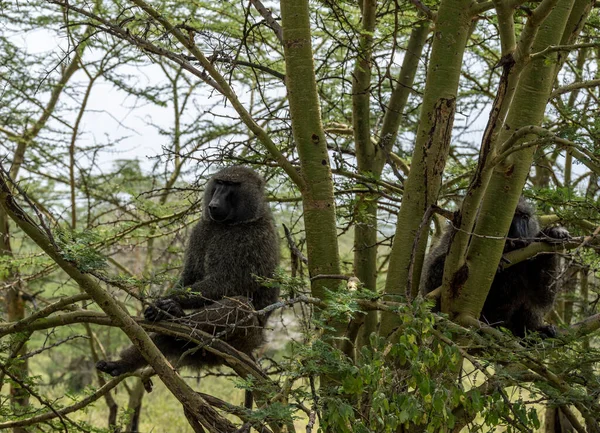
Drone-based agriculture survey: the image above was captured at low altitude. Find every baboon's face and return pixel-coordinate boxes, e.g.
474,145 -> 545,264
204,167 -> 265,224
508,211 -> 531,239
207,179 -> 241,222
507,199 -> 538,240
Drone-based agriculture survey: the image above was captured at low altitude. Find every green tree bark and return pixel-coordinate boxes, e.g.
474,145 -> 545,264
446,0 -> 581,324
351,0 -> 378,354
440,0 -> 562,313
380,0 -> 474,337
354,19 -> 430,348
280,0 -> 341,304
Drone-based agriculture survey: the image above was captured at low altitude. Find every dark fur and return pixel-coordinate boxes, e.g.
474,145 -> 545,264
97,167 -> 280,376
421,198 -> 568,338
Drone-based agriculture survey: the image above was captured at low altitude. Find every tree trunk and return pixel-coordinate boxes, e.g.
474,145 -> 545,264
380,0 -> 474,337
446,0 -> 582,322
2,184 -> 29,433
355,19 -> 429,349
544,407 -> 575,433
350,0 -> 378,357
280,0 -> 341,309
126,379 -> 145,432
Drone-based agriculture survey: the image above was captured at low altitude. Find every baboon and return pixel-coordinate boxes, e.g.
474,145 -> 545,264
96,166 -> 280,376
420,197 -> 568,338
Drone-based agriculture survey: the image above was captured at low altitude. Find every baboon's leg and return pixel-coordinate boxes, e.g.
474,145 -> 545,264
187,296 -> 261,340
244,390 -> 254,409
97,297 -> 264,376
96,334 -> 179,377
178,296 -> 264,368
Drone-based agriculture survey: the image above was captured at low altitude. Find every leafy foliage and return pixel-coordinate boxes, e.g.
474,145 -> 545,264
57,229 -> 108,272
1,0 -> 600,432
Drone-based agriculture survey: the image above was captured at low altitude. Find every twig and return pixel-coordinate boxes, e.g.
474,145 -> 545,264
249,0 -> 283,43
310,274 -> 349,281
409,0 -> 434,19
0,161 -> 58,249
19,335 -> 89,360
306,410 -> 317,433
283,223 -> 308,264
0,373 -> 131,429
8,293 -> 91,331
0,363 -> 71,431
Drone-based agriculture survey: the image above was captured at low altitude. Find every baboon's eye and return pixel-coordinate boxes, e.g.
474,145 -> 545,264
214,179 -> 241,186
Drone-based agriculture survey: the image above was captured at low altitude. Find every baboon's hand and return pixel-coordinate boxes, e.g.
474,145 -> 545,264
144,298 -> 185,321
537,324 -> 557,339
542,226 -> 570,240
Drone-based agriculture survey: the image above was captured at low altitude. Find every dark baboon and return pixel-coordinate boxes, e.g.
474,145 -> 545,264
97,166 -> 280,376
421,197 -> 568,338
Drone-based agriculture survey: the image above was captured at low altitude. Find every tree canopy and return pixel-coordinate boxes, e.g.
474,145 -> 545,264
1,0 -> 600,432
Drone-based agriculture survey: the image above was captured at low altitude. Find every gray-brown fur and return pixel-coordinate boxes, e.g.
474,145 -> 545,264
420,198 -> 568,338
97,167 -> 280,376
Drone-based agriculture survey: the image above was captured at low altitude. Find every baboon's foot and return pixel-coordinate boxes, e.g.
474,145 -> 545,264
96,360 -> 133,377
